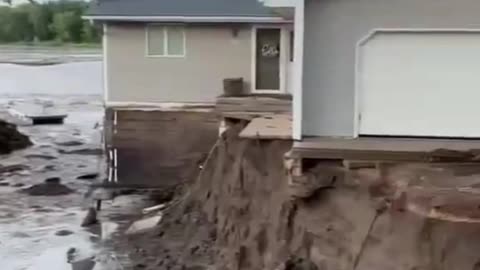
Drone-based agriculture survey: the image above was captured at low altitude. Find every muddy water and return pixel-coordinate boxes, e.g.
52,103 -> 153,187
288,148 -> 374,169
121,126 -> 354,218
0,62 -> 102,96
0,62 -> 148,270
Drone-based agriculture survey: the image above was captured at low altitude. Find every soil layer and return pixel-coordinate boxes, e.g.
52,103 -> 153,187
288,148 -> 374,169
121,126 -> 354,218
118,122 -> 480,270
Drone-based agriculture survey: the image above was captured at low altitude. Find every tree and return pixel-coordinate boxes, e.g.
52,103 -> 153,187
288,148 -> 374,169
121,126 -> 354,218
28,4 -> 52,41
50,11 -> 74,42
82,21 -> 100,43
5,9 -> 34,41
2,0 -> 38,5
0,0 -> 99,44
0,7 -> 12,41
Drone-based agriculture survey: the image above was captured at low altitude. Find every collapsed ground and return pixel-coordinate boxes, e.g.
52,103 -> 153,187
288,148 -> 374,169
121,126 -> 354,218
119,120 -> 480,270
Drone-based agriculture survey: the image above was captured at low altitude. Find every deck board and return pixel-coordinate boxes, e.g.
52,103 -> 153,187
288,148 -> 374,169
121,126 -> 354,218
239,115 -> 291,140
293,137 -> 480,162
216,94 -> 292,119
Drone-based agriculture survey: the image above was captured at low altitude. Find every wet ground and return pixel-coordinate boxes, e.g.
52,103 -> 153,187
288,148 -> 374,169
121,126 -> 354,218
0,95 -> 140,269
0,45 -> 101,65
0,61 -> 157,269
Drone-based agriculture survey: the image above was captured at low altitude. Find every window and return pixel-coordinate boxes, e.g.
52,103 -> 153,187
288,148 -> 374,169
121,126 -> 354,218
146,25 -> 186,57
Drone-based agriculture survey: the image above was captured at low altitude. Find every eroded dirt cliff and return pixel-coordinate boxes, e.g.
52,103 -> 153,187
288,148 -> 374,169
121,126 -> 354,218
125,122 -> 480,270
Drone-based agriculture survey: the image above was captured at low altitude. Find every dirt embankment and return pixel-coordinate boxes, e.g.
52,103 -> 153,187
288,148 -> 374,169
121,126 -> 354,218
127,122 -> 480,270
0,119 -> 31,154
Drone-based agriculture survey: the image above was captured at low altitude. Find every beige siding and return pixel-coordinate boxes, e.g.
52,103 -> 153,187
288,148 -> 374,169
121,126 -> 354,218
303,0 -> 480,137
106,23 -> 252,103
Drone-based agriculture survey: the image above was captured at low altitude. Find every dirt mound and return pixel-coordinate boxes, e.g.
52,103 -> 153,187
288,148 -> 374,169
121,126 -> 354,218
0,119 -> 31,154
21,179 -> 74,196
117,122 -> 480,270
122,201 -> 217,270
189,123 -> 480,269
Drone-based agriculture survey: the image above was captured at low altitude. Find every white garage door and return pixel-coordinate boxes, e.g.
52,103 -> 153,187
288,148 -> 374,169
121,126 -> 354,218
359,32 -> 480,138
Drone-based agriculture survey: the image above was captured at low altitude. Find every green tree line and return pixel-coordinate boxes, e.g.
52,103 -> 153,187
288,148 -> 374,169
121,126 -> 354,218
0,0 -> 100,44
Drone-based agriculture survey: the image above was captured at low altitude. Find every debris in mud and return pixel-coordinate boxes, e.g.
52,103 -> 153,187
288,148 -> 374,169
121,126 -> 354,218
28,114 -> 67,125
281,257 -> 318,270
55,229 -> 74,236
149,188 -> 176,204
58,147 -> 103,155
0,163 -> 29,174
142,203 -> 167,214
21,178 -> 74,196
126,215 -> 163,235
36,164 -> 57,171
91,188 -> 114,200
55,139 -> 84,147
70,258 -> 96,270
66,247 -> 96,268
67,247 -> 77,262
24,153 -> 58,160
81,207 -> 98,227
184,266 -> 206,270
44,177 -> 61,184
76,173 -> 99,180
0,119 -> 32,154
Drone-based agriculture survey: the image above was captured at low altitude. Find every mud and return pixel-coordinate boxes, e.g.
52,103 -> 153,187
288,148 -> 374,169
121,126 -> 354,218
0,119 -> 31,153
0,95 -> 141,269
119,121 -> 480,270
76,173 -> 99,180
21,180 -> 74,196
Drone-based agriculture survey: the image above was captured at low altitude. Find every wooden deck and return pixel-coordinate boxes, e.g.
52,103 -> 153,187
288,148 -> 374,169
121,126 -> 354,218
215,94 -> 291,119
292,137 -> 480,162
239,114 -> 292,140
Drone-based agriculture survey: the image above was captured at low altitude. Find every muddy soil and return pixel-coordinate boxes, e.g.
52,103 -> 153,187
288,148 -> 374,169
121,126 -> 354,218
0,95 -> 158,270
0,119 -> 31,153
116,122 -> 480,270
107,123 -> 293,270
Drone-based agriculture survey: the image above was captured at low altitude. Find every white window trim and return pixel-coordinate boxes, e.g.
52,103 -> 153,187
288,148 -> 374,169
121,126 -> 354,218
145,24 -> 186,58
251,25 -> 289,94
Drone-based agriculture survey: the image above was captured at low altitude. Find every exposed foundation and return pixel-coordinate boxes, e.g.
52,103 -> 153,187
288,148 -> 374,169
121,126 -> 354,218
103,107 -> 219,188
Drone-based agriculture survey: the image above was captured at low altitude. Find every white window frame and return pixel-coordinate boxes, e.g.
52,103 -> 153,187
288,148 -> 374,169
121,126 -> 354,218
251,25 -> 289,94
145,24 -> 186,58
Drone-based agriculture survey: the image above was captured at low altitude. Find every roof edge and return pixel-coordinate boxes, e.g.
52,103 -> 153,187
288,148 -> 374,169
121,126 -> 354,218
82,15 -> 291,23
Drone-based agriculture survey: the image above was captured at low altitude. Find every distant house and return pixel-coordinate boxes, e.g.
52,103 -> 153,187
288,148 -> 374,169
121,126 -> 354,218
85,0 -> 293,107
263,0 -> 480,140
83,0 -> 293,187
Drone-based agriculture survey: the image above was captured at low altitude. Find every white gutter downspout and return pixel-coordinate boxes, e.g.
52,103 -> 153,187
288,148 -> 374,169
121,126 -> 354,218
261,0 -> 304,140
261,0 -> 307,195
102,23 -> 109,104
292,0 -> 304,140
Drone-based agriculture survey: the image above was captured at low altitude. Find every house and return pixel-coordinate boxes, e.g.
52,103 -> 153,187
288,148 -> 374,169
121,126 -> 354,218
261,0 -> 480,161
85,0 -> 294,106
84,0 -> 294,187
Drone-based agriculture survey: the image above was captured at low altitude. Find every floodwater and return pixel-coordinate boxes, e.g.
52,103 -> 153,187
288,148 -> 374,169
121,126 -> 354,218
0,61 -> 148,269
0,62 -> 102,96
